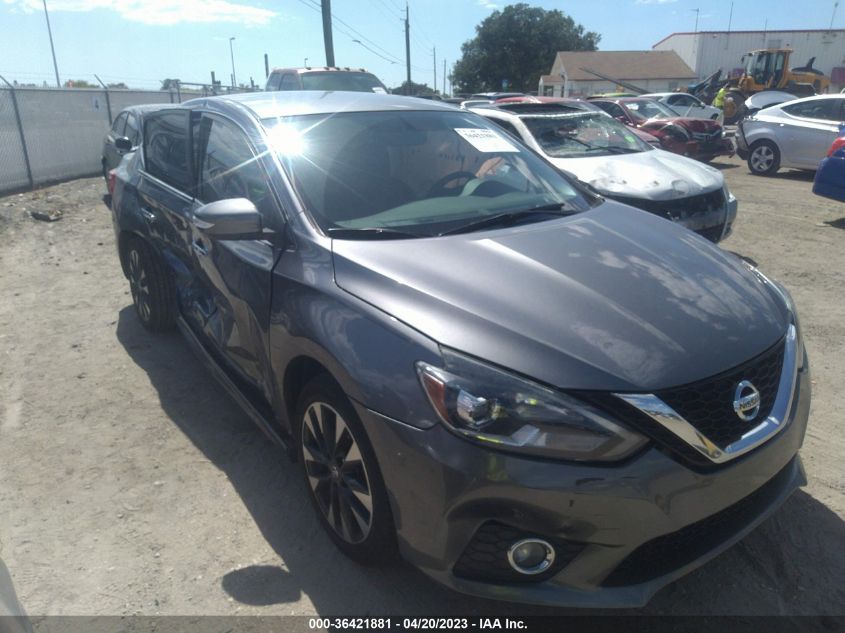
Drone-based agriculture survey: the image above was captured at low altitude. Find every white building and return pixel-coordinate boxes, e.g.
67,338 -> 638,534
653,29 -> 845,92
539,50 -> 696,98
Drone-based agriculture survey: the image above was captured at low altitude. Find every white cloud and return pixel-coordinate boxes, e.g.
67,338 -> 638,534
3,0 -> 277,25
475,0 -> 498,9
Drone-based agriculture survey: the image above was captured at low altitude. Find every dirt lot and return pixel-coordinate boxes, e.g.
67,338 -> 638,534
1,156 -> 844,618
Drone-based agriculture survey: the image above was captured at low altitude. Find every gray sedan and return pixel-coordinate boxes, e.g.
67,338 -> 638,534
736,94 -> 845,175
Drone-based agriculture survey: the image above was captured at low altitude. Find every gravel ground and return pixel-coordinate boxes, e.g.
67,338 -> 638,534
0,156 -> 843,618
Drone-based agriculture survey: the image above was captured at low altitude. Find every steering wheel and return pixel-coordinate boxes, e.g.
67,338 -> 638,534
208,167 -> 249,200
427,170 -> 477,197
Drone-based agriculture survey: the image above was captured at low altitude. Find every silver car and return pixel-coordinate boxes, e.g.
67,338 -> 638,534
736,94 -> 845,175
471,102 -> 738,242
642,92 -> 724,124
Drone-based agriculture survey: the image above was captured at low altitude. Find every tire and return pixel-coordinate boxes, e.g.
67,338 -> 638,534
294,374 -> 397,565
747,140 -> 781,176
125,237 -> 176,332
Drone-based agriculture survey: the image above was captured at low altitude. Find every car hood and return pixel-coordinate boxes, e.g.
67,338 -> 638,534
642,117 -> 721,133
331,201 -> 788,392
746,91 -> 797,111
548,149 -> 724,200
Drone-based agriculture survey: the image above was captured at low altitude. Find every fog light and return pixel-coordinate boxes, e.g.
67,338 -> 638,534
507,538 -> 555,575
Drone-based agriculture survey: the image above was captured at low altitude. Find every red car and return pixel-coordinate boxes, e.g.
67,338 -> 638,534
494,96 -> 662,147
589,97 -> 733,162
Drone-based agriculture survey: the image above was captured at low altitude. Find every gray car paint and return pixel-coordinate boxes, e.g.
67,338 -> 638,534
333,202 -> 786,394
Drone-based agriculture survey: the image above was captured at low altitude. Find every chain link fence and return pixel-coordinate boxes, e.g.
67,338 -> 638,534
0,82 -> 244,194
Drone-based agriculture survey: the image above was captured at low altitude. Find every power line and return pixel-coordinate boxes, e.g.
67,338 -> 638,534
300,0 -> 403,63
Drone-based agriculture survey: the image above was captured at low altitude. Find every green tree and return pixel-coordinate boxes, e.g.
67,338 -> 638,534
390,79 -> 436,96
160,78 -> 180,91
451,3 -> 600,94
64,79 -> 96,88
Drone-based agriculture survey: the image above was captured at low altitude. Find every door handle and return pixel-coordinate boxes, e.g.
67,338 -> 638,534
140,207 -> 156,223
192,239 -> 208,256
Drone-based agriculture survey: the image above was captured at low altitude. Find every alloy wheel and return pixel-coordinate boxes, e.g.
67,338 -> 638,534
301,401 -> 373,544
750,145 -> 774,173
128,248 -> 151,323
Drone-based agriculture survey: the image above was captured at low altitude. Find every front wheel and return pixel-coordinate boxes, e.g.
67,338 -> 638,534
295,374 -> 396,564
747,140 -> 781,176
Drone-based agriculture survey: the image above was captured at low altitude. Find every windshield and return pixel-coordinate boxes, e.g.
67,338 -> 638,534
624,99 -> 678,121
262,110 -> 591,236
300,72 -> 386,93
521,111 -> 651,158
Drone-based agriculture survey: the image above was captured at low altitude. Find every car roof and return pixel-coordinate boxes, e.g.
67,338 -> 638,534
184,91 -> 455,119
269,67 -> 373,75
119,103 -> 170,114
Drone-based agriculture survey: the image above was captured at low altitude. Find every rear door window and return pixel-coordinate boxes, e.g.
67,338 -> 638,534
143,110 -> 192,192
782,99 -> 837,121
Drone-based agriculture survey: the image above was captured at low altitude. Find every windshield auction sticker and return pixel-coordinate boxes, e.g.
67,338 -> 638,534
455,128 -> 519,152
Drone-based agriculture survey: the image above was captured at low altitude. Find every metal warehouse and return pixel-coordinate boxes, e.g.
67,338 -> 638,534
653,29 -> 845,92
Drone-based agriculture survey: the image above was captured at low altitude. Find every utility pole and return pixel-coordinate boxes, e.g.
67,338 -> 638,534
433,47 -> 437,94
42,0 -> 60,87
692,8 -> 699,32
264,53 -> 269,78
443,58 -> 446,96
831,1 -> 839,30
322,0 -> 335,66
404,2 -> 411,93
229,37 -> 237,88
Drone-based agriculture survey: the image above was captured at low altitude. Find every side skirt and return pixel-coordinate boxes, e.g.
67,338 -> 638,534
176,316 -> 292,457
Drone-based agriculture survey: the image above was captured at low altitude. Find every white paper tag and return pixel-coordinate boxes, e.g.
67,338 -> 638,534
455,128 -> 519,153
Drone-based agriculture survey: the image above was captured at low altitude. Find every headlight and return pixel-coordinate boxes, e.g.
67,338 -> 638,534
416,351 -> 648,461
741,263 -> 805,370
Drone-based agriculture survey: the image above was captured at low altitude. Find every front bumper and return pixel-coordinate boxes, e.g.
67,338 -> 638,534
688,137 -> 735,159
355,363 -> 810,608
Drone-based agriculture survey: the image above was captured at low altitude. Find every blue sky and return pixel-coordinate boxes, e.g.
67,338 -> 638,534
0,0 -> 842,91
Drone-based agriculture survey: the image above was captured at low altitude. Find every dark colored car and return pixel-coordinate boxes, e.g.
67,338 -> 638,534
265,67 -> 387,93
110,91 -> 810,607
813,131 -> 845,202
590,97 -> 734,162
101,105 -> 166,181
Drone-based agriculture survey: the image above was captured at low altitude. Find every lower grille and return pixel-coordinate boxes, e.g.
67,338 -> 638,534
655,336 -> 785,449
696,224 -> 725,243
453,521 -> 585,584
602,459 -> 795,587
607,189 -> 726,235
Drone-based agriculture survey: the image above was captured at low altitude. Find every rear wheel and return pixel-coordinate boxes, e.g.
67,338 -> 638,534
125,237 -> 176,332
295,374 -> 396,564
747,140 -> 781,176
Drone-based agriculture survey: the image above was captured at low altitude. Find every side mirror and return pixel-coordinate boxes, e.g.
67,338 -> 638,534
115,136 -> 133,152
193,198 -> 263,240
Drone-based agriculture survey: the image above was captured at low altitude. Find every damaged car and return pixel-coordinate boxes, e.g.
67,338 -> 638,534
471,101 -> 737,242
